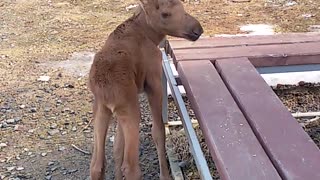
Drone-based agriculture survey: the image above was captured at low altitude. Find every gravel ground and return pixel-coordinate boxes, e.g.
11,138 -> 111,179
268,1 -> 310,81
1,0 -> 320,180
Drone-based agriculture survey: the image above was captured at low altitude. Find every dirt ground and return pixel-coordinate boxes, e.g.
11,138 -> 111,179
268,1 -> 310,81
1,0 -> 320,180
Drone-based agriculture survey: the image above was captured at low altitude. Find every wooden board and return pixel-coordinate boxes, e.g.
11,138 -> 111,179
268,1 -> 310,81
215,58 -> 320,180
177,60 -> 281,180
168,33 -> 320,49
171,41 -> 320,67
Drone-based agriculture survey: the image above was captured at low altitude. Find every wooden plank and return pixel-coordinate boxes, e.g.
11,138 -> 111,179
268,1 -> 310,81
215,58 -> 320,180
172,41 -> 320,67
168,33 -> 320,49
177,60 -> 281,180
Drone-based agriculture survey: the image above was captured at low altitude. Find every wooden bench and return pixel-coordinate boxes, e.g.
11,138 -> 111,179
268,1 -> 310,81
162,33 -> 320,180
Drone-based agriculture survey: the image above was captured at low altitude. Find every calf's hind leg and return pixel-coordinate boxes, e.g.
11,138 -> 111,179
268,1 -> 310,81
115,95 -> 142,180
90,101 -> 112,180
114,122 -> 124,180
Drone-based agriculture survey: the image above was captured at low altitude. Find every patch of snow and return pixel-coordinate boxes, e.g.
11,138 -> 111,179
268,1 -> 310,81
240,24 -> 275,35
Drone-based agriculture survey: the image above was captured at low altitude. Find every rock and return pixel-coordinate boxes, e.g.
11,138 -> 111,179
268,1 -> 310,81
29,108 -> 37,113
6,166 -> 16,171
45,175 -> 52,180
83,129 -> 90,133
67,169 -> 78,174
38,76 -> 50,82
51,166 -> 59,171
14,125 -> 24,131
27,152 -> 33,156
0,142 -> 7,148
61,131 -> 67,135
28,129 -> 36,133
16,167 -> 24,171
285,1 -> 297,6
24,148 -> 29,152
71,126 -> 77,131
58,146 -> 66,151
41,152 -> 47,157
50,123 -> 57,129
178,161 -> 188,168
19,105 -> 26,109
11,178 -> 20,180
1,122 -> 8,128
14,117 -> 22,122
6,119 -> 15,124
64,83 -> 74,88
302,14 -> 314,18
48,129 -> 60,136
48,161 -> 55,166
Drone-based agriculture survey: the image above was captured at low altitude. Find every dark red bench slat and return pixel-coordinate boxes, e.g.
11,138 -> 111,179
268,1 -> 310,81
177,60 -> 281,180
172,41 -> 320,67
169,33 -> 320,49
215,58 -> 320,180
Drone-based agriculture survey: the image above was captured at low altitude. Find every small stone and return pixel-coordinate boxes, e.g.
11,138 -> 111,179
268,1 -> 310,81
29,108 -> 37,113
14,117 -> 22,122
28,129 -> 36,133
14,125 -> 24,131
41,152 -> 47,157
45,175 -> 52,180
24,148 -> 29,152
50,123 -> 57,129
6,119 -> 15,124
302,14 -> 314,18
48,161 -> 55,166
0,142 -> 7,148
64,83 -> 74,88
62,108 -> 70,112
1,122 -> 8,128
68,169 -> 78,173
48,129 -> 60,136
16,167 -> 24,171
61,131 -> 67,135
58,146 -> 66,151
27,152 -> 32,156
7,166 -> 16,171
72,126 -> 77,131
109,136 -> 114,142
51,166 -> 59,171
178,161 -> 188,168
38,76 -> 50,82
19,105 -> 26,109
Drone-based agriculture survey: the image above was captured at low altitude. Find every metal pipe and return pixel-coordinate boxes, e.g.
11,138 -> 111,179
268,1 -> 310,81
161,49 -> 213,180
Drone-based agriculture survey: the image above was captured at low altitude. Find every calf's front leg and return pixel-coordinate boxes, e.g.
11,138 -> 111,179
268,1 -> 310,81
146,75 -> 172,180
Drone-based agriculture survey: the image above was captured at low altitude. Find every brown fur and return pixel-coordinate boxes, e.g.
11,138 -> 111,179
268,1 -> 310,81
88,0 -> 203,179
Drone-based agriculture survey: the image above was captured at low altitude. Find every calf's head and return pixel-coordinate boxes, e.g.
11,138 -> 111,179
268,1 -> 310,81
139,0 -> 204,41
